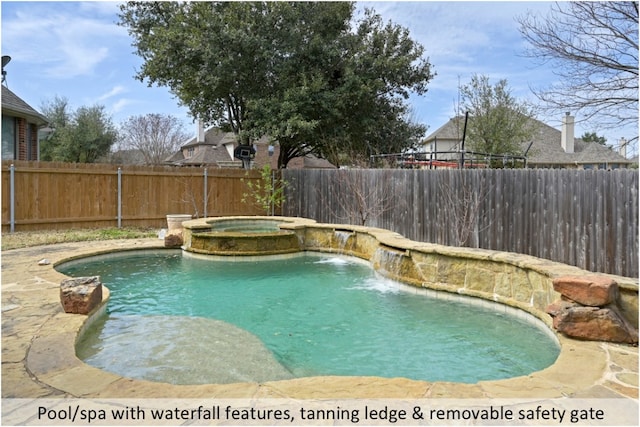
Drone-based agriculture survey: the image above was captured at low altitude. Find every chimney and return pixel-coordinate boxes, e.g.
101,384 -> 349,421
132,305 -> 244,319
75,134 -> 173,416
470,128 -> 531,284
619,137 -> 627,158
561,112 -> 574,153
197,120 -> 205,143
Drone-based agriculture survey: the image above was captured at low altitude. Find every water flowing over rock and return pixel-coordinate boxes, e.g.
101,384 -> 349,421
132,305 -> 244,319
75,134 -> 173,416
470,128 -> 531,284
547,276 -> 638,344
60,276 -> 102,315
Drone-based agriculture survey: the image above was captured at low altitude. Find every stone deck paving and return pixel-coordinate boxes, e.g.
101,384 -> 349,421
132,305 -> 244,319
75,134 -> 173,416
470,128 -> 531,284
1,239 -> 638,401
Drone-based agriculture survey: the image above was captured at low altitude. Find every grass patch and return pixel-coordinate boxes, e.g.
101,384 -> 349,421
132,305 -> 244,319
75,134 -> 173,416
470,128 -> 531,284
1,227 -> 158,251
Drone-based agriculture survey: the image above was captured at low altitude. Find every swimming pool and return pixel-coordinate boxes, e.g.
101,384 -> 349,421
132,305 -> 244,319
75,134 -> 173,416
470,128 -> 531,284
61,251 -> 560,385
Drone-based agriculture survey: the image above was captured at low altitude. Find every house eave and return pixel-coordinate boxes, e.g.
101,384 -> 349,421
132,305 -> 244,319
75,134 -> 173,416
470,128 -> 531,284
2,106 -> 49,127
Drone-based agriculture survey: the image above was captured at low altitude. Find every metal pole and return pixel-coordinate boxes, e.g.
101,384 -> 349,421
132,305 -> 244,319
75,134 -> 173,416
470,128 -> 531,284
10,163 -> 15,232
433,137 -> 437,169
460,112 -> 468,169
203,168 -> 208,218
117,167 -> 122,228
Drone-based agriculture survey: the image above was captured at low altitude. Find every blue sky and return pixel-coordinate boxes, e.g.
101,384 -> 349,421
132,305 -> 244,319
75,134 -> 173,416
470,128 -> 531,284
1,1 -> 636,155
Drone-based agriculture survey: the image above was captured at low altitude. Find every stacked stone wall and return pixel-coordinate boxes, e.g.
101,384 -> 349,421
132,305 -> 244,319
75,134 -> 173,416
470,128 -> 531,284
182,216 -> 638,341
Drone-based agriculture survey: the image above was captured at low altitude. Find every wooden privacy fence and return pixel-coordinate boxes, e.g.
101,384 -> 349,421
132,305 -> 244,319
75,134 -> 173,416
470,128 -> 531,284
282,168 -> 639,277
2,161 -> 266,232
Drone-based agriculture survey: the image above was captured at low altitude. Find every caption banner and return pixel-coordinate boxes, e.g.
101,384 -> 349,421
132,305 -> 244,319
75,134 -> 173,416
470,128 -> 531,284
2,398 -> 638,426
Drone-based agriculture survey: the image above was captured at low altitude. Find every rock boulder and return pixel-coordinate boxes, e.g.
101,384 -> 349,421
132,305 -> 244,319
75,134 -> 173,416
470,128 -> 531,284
548,304 -> 638,344
547,275 -> 638,344
60,276 -> 103,315
552,276 -> 619,307
164,232 -> 183,248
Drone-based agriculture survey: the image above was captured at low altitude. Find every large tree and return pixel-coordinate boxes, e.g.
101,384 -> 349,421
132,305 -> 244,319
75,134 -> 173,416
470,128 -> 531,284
459,74 -> 538,158
118,113 -> 190,165
118,2 -> 433,168
518,2 -> 638,136
39,98 -> 117,163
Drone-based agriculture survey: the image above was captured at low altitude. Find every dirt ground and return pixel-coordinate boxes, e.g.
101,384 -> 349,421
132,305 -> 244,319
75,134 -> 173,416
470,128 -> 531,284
1,227 -> 157,251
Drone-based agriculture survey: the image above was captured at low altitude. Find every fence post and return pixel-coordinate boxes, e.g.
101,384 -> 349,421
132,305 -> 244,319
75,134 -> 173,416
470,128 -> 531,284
203,168 -> 208,218
117,167 -> 122,228
9,163 -> 15,233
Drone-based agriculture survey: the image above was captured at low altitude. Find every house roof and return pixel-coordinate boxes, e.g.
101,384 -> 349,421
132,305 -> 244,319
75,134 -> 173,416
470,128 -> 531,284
425,115 -> 632,166
1,85 -> 48,126
165,145 -> 235,166
523,120 -> 631,165
287,154 -> 337,169
424,116 -> 466,142
181,127 -> 236,148
167,126 -> 337,168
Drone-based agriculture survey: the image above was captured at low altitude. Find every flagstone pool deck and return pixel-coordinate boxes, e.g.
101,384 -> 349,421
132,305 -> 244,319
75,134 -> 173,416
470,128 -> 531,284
1,239 -> 638,400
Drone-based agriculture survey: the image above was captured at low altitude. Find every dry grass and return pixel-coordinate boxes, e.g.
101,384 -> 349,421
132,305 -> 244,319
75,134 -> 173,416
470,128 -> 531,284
1,228 -> 158,251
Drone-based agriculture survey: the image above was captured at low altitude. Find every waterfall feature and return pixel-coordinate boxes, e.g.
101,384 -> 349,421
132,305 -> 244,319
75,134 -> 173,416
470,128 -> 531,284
333,230 -> 354,253
372,246 -> 407,279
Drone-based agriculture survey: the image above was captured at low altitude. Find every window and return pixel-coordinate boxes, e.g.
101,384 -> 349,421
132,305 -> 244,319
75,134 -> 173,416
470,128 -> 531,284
2,115 -> 16,160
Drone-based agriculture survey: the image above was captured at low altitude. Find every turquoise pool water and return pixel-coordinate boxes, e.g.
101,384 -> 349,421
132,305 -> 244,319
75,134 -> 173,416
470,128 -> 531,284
62,252 -> 560,385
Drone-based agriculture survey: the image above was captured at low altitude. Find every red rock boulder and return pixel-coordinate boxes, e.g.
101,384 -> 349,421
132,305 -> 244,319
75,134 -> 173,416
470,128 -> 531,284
552,276 -> 619,307
549,304 -> 638,344
60,276 -> 103,315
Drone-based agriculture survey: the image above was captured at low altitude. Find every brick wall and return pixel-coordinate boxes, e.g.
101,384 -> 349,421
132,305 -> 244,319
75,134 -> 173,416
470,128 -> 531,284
14,118 -> 38,161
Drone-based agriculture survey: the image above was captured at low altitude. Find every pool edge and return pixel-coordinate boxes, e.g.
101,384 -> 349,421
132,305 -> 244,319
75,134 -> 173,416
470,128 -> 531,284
2,226 -> 638,399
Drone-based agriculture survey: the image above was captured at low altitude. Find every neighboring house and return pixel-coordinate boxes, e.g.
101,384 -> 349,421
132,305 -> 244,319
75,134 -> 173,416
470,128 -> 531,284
287,154 -> 336,169
165,122 -> 336,169
422,115 -> 466,162
164,124 -> 242,168
1,85 -> 49,161
423,113 -> 633,169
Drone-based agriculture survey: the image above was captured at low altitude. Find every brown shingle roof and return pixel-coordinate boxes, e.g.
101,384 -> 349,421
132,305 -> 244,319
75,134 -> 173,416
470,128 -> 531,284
523,120 -> 631,165
167,126 -> 337,168
182,128 -> 235,148
1,85 -> 48,126
167,145 -> 235,166
425,115 -> 632,166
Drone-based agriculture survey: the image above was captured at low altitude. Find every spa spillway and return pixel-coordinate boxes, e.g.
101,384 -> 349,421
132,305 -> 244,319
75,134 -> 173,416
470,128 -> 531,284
182,217 -> 309,256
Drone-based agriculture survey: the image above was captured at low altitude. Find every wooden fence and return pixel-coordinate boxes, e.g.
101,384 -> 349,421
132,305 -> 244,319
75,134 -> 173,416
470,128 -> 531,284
1,161 -> 266,231
3,162 -> 637,277
282,168 -> 639,277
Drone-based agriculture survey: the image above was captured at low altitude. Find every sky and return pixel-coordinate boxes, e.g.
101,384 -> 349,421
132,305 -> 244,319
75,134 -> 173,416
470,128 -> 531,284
1,1 -> 637,156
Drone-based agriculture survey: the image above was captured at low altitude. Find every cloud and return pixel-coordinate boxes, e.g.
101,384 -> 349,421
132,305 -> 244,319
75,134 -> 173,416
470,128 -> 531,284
110,98 -> 136,115
2,2 -> 127,79
98,85 -> 127,102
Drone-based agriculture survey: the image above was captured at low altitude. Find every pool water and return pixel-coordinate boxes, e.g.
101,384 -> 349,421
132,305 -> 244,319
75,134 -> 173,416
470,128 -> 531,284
209,219 -> 282,233
62,252 -> 560,385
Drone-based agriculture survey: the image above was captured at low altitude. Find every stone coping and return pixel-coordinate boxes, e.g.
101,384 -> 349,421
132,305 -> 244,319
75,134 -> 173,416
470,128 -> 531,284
1,228 -> 638,400
184,216 -> 638,329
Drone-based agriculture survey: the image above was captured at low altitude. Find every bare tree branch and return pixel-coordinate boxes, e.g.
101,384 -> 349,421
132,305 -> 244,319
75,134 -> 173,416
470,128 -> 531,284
518,2 -> 638,132
321,170 -> 402,226
119,113 -> 190,165
438,172 -> 492,248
